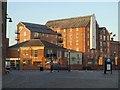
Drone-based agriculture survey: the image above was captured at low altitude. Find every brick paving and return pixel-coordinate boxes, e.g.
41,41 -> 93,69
2,70 -> 118,88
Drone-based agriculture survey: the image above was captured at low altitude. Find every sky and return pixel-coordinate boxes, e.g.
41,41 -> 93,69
7,1 -> 118,46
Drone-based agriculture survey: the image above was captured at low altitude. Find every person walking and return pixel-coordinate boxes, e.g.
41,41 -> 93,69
50,60 -> 53,72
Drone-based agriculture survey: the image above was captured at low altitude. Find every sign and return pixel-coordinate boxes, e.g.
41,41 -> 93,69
107,64 -> 111,70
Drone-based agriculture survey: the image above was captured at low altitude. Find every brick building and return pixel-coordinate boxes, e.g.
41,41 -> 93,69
98,27 -> 110,65
110,39 -> 120,69
6,39 -> 67,69
6,39 -> 83,70
46,14 -> 111,69
16,22 -> 63,46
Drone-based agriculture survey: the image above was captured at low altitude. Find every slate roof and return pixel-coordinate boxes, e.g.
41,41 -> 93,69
99,27 -> 105,32
45,15 -> 92,29
21,22 -> 58,35
9,39 -> 44,48
9,39 -> 63,49
40,40 -> 62,48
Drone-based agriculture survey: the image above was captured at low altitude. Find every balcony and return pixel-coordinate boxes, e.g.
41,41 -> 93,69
57,32 -> 62,36
58,37 -> 63,43
15,37 -> 19,41
15,30 -> 20,34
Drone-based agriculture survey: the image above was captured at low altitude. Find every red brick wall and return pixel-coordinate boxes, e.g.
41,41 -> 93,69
20,48 -> 44,70
31,32 -> 58,45
17,23 -> 31,43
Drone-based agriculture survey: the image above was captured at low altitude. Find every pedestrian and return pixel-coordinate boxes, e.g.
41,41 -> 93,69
50,60 -> 53,72
57,59 -> 60,72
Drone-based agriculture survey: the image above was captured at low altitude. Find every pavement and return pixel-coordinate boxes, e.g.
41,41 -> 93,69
2,70 -> 118,88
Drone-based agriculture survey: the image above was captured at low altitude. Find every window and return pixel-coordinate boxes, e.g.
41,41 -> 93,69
76,28 -> 79,31
46,34 -> 48,37
107,35 -> 109,40
103,36 -> 106,41
70,28 -> 72,32
104,49 -> 107,54
23,50 -> 28,55
56,35 -> 57,38
107,49 -> 109,53
24,39 -> 26,41
103,30 -> 106,34
24,32 -> 26,36
100,35 -> 102,40
100,42 -> 102,47
88,41 -> 89,46
19,26 -> 23,31
34,50 -> 38,57
57,30 -> 60,33
51,41 -> 53,44
76,40 -> 79,45
100,48 -> 102,52
107,42 -> 109,47
48,50 -> 50,54
76,34 -> 79,38
76,48 -> 79,51
64,29 -> 66,32
70,42 -> 72,46
87,33 -> 89,38
33,62 -> 41,66
70,35 -> 72,39
76,42 -> 79,45
103,42 -> 106,47
88,49 -> 90,52
34,32 -> 39,38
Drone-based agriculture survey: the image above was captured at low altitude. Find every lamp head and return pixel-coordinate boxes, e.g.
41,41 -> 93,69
8,18 -> 12,22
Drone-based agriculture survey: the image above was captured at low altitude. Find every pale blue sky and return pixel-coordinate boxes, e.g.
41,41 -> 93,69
7,2 -> 118,46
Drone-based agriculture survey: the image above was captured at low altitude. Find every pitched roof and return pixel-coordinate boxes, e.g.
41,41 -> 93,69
99,27 -> 105,32
40,40 -> 63,48
21,22 -> 58,35
45,15 -> 92,29
9,39 -> 63,49
9,39 -> 44,48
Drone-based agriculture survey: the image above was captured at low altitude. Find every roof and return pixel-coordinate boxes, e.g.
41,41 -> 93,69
9,39 -> 63,49
21,22 -> 58,35
40,40 -> 63,48
45,15 -> 92,29
98,27 -> 105,32
110,41 -> 120,44
66,49 -> 83,53
9,39 -> 44,48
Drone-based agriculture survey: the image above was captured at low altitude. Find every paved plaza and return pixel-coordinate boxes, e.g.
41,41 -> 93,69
2,70 -> 118,88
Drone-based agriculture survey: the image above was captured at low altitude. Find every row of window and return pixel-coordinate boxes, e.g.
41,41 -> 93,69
22,50 -> 38,57
100,34 -> 109,41
63,28 -> 79,32
34,32 -> 57,38
100,42 -> 109,47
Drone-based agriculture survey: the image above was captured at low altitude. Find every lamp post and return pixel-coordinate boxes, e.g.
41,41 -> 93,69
114,51 -> 116,70
6,14 -> 12,22
17,48 -> 20,70
68,50 -> 71,72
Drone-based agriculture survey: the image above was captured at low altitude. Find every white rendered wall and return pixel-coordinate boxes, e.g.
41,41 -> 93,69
90,14 -> 96,49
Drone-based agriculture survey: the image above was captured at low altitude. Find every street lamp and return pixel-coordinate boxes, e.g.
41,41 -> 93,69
17,48 -> 20,70
6,14 -> 12,22
68,50 -> 71,72
114,51 -> 116,70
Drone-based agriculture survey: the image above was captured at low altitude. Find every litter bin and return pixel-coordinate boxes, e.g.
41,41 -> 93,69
104,58 -> 112,74
40,67 -> 44,71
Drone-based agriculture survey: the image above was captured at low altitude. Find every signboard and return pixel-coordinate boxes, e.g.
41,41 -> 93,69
107,64 -> 111,70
